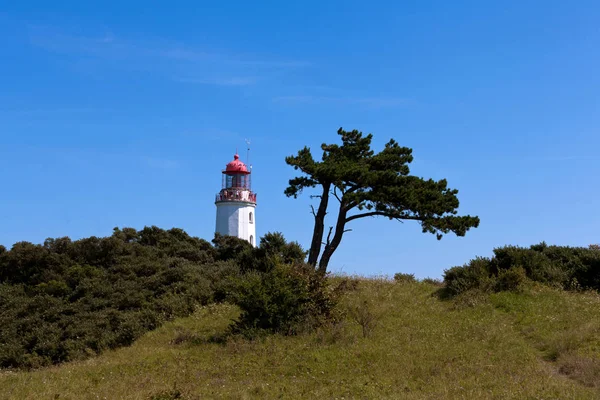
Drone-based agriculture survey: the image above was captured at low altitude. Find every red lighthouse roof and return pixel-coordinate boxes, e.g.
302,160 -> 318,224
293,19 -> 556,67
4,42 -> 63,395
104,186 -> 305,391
225,154 -> 250,174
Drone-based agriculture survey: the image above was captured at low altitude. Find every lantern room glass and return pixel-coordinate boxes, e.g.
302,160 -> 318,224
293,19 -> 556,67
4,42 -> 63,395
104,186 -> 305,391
223,173 -> 250,189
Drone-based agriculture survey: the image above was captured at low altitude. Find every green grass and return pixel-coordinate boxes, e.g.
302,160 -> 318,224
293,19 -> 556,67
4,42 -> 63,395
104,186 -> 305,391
1,278 -> 599,399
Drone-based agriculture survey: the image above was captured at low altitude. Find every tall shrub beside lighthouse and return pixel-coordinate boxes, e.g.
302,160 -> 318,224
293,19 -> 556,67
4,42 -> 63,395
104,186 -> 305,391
215,153 -> 257,246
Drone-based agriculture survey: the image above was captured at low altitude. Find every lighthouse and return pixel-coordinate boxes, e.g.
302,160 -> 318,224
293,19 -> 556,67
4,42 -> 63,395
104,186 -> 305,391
215,153 -> 257,246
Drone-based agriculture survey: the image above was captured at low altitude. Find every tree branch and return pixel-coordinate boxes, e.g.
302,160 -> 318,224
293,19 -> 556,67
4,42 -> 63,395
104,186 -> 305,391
310,205 -> 316,217
345,212 -> 423,223
332,186 -> 342,203
323,226 -> 333,246
346,185 -> 361,194
344,200 -> 358,211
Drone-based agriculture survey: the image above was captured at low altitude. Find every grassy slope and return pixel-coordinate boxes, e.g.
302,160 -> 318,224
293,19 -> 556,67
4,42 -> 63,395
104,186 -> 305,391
1,279 -> 599,399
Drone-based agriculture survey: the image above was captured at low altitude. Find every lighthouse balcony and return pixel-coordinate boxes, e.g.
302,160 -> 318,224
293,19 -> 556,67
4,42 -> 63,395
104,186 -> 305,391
215,189 -> 257,203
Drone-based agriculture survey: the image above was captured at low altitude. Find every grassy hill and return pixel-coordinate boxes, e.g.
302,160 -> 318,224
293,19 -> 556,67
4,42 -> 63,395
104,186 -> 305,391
1,278 -> 599,399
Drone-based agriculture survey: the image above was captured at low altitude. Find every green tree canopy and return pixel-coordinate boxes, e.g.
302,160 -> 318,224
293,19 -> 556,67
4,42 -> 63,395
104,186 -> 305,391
285,127 -> 480,273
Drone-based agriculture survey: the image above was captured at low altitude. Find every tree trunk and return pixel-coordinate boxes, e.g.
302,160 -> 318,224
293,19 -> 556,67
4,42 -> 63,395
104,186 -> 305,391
307,182 -> 330,267
317,203 -> 347,274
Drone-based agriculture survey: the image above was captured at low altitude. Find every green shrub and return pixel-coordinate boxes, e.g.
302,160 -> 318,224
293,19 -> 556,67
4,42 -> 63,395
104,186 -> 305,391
492,246 -> 568,288
229,263 -> 340,337
442,257 -> 494,297
573,247 -> 600,290
494,266 -> 527,293
443,243 -> 600,299
421,277 -> 443,286
393,272 -> 416,283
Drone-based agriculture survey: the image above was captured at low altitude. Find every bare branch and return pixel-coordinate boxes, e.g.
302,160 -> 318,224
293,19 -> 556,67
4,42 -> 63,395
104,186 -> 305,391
324,226 -> 333,246
310,205 -> 317,217
343,229 -> 353,233
332,186 -> 342,203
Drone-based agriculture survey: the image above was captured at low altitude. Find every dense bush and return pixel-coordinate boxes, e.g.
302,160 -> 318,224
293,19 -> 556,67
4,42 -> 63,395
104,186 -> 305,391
0,227 -> 239,369
229,262 -> 340,337
443,257 -> 495,297
443,243 -> 600,298
393,272 -> 416,283
494,266 -> 527,293
0,227 -> 319,369
213,231 -> 306,273
212,231 -> 340,338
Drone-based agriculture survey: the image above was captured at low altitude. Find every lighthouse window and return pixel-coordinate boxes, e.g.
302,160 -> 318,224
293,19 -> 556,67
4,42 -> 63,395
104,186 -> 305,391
250,235 -> 254,245
249,212 -> 253,224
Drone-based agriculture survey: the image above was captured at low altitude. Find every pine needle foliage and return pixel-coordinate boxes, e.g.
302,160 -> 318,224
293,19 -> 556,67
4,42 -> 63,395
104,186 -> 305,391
285,127 -> 480,273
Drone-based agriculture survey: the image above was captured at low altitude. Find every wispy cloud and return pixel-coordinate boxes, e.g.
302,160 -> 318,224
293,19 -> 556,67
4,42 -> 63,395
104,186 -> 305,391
273,95 -> 411,108
232,59 -> 311,68
440,154 -> 600,166
26,26 -> 309,84
16,145 -> 183,172
161,48 -> 310,68
0,107 -> 108,116
173,76 -> 258,86
522,155 -> 599,162
159,48 -> 217,62
28,28 -> 125,57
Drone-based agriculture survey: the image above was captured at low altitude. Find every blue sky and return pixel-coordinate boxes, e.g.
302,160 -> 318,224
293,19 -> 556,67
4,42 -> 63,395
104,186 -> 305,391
1,1 -> 599,278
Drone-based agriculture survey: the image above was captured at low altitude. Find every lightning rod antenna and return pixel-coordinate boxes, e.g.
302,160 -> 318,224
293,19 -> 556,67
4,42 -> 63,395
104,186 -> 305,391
245,138 -> 252,169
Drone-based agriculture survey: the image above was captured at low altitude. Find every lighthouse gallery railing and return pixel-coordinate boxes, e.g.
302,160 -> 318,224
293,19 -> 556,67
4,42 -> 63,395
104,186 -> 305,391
215,190 -> 257,203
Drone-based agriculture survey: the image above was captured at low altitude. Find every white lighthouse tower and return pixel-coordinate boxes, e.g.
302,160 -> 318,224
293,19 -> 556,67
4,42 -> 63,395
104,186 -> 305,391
215,153 -> 257,246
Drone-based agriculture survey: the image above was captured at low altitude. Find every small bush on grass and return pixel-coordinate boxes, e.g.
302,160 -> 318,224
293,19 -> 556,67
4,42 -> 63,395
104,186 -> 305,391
170,328 -> 200,346
315,320 -> 352,345
450,288 -> 490,310
229,263 -> 341,337
331,277 -> 360,293
421,277 -> 443,286
347,299 -> 381,338
394,272 -> 416,283
442,257 -> 494,298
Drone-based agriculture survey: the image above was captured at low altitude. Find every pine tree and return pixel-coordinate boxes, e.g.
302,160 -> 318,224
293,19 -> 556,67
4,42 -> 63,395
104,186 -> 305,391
285,127 -> 480,273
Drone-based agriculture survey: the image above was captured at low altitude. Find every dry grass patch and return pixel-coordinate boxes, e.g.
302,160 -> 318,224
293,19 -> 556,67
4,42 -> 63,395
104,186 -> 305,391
558,355 -> 600,388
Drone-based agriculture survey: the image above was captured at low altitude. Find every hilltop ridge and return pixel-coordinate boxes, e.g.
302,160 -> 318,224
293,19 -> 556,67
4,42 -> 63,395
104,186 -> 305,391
1,279 -> 599,399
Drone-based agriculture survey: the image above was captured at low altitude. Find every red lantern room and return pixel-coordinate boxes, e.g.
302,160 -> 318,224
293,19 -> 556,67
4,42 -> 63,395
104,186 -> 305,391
215,154 -> 257,204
